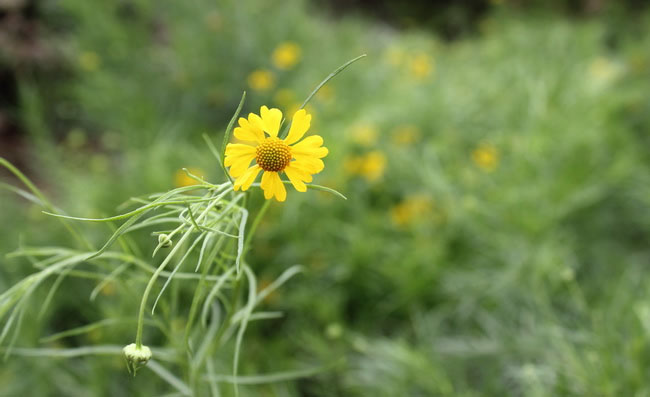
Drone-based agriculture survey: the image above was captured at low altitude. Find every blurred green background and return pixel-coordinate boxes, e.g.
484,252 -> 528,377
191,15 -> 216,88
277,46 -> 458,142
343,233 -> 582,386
2,0 -> 650,395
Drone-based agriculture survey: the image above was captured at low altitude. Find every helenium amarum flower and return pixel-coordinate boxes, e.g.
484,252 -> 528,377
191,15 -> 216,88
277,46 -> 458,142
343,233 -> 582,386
224,106 -> 328,202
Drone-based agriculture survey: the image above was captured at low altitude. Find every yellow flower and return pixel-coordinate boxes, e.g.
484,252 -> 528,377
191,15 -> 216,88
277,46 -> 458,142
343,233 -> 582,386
272,42 -> 301,70
247,69 -> 275,91
351,123 -> 379,147
79,51 -> 100,71
344,151 -> 387,182
224,106 -> 328,202
362,151 -> 387,181
174,167 -> 204,187
391,194 -> 434,227
391,125 -> 421,145
471,143 -> 499,172
409,53 -> 434,79
588,57 -> 621,86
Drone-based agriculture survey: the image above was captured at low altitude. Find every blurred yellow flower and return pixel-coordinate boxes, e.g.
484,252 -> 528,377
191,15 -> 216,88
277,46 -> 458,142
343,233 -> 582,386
272,42 -> 301,70
351,123 -> 379,147
225,106 -> 328,202
391,125 -> 421,145
391,194 -> 434,227
588,57 -> 621,86
174,167 -> 205,187
79,51 -> 100,71
344,150 -> 387,182
100,281 -> 116,296
409,53 -> 434,79
362,150 -> 386,182
247,69 -> 275,91
471,143 -> 499,172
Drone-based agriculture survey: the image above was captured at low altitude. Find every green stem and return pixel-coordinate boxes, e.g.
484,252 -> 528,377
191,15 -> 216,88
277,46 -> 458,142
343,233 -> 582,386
135,231 -> 192,348
279,54 -> 366,138
243,199 -> 271,254
134,192 -> 223,348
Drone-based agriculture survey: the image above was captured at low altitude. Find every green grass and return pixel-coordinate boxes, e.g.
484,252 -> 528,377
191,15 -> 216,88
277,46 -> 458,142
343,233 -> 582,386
1,0 -> 650,395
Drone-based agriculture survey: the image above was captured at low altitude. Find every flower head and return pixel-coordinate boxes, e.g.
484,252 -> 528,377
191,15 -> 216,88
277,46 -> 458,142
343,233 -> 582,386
247,69 -> 275,91
344,150 -> 387,182
123,343 -> 152,376
272,42 -> 301,70
471,143 -> 499,172
409,53 -> 434,80
79,51 -> 100,71
225,106 -> 328,201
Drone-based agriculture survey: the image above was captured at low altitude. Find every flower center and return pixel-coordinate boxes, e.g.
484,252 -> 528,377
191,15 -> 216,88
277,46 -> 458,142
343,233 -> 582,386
255,138 -> 292,172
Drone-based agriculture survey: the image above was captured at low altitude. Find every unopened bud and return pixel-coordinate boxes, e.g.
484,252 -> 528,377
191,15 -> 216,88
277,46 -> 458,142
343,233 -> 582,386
158,234 -> 172,248
123,343 -> 152,376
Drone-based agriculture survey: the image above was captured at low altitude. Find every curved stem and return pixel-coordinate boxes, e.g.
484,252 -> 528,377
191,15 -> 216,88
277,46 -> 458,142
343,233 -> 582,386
135,231 -> 192,348
134,191 -> 225,348
243,199 -> 271,254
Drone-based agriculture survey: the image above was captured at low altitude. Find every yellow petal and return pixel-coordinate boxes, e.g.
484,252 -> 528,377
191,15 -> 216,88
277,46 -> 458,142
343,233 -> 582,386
225,143 -> 256,164
261,171 -> 274,199
269,171 -> 286,201
225,143 -> 256,153
292,155 -> 324,173
292,135 -> 323,148
284,109 -> 311,145
291,135 -> 328,158
284,165 -> 307,192
292,146 -> 328,158
248,112 -> 266,134
233,165 -> 261,191
260,106 -> 283,137
234,118 -> 264,143
228,153 -> 255,178
287,162 -> 314,182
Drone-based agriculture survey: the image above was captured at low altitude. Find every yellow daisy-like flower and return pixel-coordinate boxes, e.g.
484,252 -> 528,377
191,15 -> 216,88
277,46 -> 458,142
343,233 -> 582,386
272,42 -> 301,70
247,69 -> 275,91
471,143 -> 499,172
224,106 -> 328,202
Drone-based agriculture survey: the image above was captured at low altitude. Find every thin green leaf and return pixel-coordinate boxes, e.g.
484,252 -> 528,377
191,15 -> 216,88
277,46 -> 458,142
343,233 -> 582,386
219,92 -> 247,184
250,182 -> 347,200
280,54 -> 366,138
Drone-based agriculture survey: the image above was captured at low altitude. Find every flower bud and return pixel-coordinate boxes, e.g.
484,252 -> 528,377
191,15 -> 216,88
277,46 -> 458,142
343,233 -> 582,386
158,234 -> 172,248
123,343 -> 152,376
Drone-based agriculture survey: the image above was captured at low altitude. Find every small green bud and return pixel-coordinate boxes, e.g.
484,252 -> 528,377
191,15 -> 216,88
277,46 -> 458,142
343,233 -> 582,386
158,234 -> 172,248
123,343 -> 152,376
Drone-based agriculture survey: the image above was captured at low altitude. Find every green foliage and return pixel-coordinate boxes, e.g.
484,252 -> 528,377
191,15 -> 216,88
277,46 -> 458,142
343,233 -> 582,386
2,0 -> 650,396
